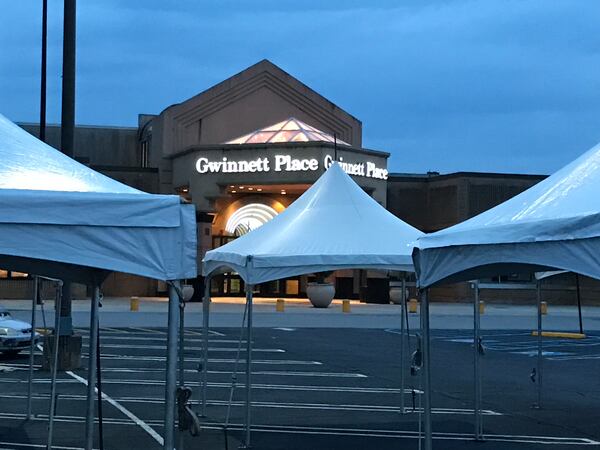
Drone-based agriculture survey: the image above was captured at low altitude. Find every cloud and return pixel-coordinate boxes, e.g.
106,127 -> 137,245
1,0 -> 599,174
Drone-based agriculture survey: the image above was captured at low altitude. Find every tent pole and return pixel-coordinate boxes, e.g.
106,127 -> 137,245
420,289 -> 432,450
27,276 -> 39,419
243,284 -> 254,448
85,286 -> 100,450
575,274 -> 583,335
473,281 -> 482,440
201,276 -> 211,417
178,294 -> 185,387
96,323 -> 104,450
47,281 -> 63,450
164,281 -> 180,450
400,273 -> 406,414
535,280 -> 543,409
178,289 -> 185,450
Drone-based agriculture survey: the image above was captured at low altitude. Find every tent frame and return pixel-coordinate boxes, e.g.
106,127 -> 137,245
22,277 -> 183,450
200,270 -> 417,448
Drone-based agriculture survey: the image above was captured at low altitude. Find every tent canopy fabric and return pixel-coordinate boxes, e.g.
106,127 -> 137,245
413,142 -> 600,288
203,163 -> 423,284
0,113 -> 197,283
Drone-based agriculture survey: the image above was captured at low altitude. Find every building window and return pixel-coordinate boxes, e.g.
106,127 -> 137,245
140,140 -> 149,168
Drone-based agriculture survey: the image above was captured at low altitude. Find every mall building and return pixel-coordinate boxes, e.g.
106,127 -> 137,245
8,59 -> 598,304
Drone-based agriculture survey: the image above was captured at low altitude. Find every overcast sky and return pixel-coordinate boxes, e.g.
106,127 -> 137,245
1,0 -> 599,175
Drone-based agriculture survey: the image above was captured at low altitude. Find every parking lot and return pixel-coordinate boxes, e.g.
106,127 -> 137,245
1,324 -> 600,449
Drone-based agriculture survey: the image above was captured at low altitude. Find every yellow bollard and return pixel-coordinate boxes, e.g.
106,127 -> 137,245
408,298 -> 418,313
276,298 -> 285,312
541,301 -> 548,315
130,296 -> 139,312
479,300 -> 485,315
342,300 -> 351,313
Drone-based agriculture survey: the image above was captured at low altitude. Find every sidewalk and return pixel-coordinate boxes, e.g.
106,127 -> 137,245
3,296 -> 600,331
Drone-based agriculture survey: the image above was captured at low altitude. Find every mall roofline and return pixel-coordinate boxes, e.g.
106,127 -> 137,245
17,121 -> 138,131
159,59 -> 362,125
388,171 -> 548,181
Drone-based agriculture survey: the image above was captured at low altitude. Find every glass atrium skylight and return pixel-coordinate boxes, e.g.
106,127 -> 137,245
225,117 -> 350,146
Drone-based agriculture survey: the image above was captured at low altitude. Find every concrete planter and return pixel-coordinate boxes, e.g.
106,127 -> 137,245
389,282 -> 405,305
306,282 -> 335,308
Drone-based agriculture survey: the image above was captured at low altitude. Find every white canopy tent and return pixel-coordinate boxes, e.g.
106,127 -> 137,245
204,163 -> 421,281
413,142 -> 600,288
202,162 -> 424,446
0,113 -> 196,283
0,113 -> 196,450
412,141 -> 600,450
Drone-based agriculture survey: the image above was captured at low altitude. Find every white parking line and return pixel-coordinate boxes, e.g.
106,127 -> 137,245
0,441 -> 87,450
0,393 -> 492,415
0,364 -> 365,378
126,327 -> 166,335
66,371 -> 164,446
200,422 -> 600,445
548,354 -> 600,361
80,343 -> 284,353
82,335 -> 247,344
98,368 -> 367,378
33,343 -> 163,446
101,327 -> 132,334
80,354 -> 322,365
0,378 -> 408,394
125,327 -> 225,336
0,412 -> 596,446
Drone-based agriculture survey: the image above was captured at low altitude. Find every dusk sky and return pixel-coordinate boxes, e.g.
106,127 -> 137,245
1,0 -> 599,175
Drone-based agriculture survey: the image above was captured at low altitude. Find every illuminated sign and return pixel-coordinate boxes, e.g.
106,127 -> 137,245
195,154 -> 387,179
323,155 -> 388,180
195,157 -> 270,174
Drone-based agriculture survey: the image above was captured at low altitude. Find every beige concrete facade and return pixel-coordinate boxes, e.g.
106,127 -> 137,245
8,59 -> 596,304
156,59 -> 362,155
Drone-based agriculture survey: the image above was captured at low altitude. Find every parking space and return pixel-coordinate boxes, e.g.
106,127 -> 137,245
0,327 -> 599,449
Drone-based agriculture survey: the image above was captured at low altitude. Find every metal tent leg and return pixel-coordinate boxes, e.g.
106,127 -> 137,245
178,292 -> 185,450
85,286 -> 100,450
400,274 -> 407,414
576,274 -> 583,335
242,285 -> 254,448
473,281 -> 483,440
420,289 -> 432,450
47,281 -> 63,450
201,277 -> 211,418
96,325 -> 104,450
535,281 -> 543,409
27,276 -> 39,419
164,281 -> 181,450
179,295 -> 185,387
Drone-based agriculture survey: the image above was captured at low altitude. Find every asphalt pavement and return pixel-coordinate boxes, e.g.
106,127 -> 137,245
1,321 -> 599,450
4,296 -> 600,330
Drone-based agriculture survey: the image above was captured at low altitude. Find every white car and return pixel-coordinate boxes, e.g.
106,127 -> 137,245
0,305 -> 40,356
